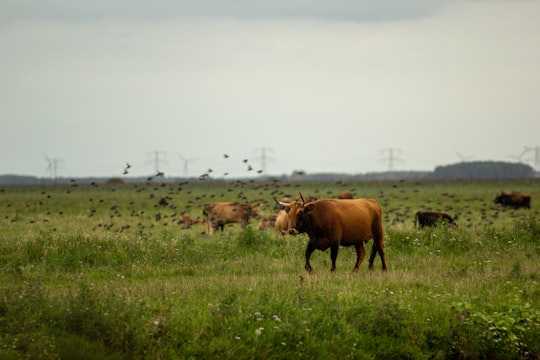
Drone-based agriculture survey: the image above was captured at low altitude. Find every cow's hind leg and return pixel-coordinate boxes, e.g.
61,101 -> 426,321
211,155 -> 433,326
330,244 -> 339,272
369,242 -> 387,271
371,221 -> 387,271
368,243 -> 377,270
353,243 -> 365,272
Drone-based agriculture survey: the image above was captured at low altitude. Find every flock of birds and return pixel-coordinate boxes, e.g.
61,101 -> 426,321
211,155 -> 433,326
1,154 -> 535,235
121,153 -> 263,181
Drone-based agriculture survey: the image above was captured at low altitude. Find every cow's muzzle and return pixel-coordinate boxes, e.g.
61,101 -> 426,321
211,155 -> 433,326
288,229 -> 299,235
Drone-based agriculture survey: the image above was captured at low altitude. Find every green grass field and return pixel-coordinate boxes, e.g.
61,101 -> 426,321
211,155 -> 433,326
1,178 -> 539,359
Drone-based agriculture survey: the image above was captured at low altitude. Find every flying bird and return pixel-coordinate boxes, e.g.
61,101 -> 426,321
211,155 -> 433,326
223,154 -> 229,159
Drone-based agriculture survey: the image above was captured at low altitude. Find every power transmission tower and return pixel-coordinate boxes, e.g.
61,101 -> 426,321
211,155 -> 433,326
252,147 -> 275,174
146,150 -> 167,173
43,154 -> 63,180
177,153 -> 198,178
379,148 -> 403,171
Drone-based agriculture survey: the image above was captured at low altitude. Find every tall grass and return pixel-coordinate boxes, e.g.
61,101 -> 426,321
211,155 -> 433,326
0,179 -> 539,359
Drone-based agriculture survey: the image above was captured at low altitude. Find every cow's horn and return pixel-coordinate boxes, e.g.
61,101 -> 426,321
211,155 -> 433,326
299,192 -> 305,204
273,196 -> 289,207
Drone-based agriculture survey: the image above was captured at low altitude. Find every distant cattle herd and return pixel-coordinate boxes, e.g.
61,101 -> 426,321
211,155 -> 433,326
493,190 -> 531,209
198,189 -> 532,273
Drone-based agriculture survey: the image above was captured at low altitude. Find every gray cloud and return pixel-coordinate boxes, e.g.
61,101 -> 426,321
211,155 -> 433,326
1,0 -> 444,23
2,0 -> 539,177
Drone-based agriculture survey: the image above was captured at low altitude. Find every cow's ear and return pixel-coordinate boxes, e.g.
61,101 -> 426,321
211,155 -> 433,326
305,204 -> 315,213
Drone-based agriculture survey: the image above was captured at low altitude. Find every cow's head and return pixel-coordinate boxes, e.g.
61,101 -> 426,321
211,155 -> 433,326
249,204 -> 261,218
277,193 -> 313,235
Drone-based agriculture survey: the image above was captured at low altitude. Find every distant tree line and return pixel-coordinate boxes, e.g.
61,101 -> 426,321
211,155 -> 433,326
428,161 -> 534,179
0,161 -> 536,185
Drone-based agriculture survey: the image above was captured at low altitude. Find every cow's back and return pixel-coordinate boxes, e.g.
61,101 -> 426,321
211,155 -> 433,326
204,202 -> 244,223
311,199 -> 382,242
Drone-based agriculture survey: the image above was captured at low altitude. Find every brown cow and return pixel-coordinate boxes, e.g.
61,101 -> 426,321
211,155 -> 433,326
258,210 -> 290,235
258,214 -> 277,230
281,196 -> 387,273
180,214 -> 205,229
337,191 -> 354,199
274,210 -> 289,235
415,211 -> 457,229
270,198 -> 291,235
494,191 -> 531,209
203,202 -> 260,235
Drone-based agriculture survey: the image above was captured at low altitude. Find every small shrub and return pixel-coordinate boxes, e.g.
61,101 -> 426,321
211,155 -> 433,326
451,301 -> 540,359
514,215 -> 540,243
236,226 -> 270,247
104,177 -> 125,186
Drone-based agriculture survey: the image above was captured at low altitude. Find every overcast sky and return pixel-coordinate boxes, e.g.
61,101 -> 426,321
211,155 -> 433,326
1,0 -> 539,179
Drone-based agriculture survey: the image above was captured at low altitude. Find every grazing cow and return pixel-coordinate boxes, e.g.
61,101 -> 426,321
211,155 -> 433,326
258,214 -> 277,230
415,211 -> 457,229
180,214 -> 204,229
203,202 -> 260,235
337,191 -> 354,199
280,195 -> 387,273
181,214 -> 193,229
257,210 -> 290,235
494,191 -> 531,209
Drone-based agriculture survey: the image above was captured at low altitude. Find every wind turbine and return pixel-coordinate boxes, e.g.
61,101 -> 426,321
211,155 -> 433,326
455,151 -> 474,163
177,153 -> 198,178
521,145 -> 540,170
508,148 -> 528,163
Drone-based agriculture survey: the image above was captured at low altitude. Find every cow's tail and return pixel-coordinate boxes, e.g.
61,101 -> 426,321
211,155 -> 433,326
414,212 -> 418,228
372,206 -> 384,251
371,204 -> 387,271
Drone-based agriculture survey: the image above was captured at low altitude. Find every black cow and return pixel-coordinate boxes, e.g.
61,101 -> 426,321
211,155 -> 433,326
494,191 -> 531,209
415,211 -> 457,229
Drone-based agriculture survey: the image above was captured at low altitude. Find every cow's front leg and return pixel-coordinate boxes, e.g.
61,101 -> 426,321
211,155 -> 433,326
353,243 -> 365,272
305,242 -> 316,273
330,244 -> 339,272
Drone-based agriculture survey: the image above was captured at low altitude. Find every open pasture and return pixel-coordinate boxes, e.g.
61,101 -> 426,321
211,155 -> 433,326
1,178 -> 539,359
